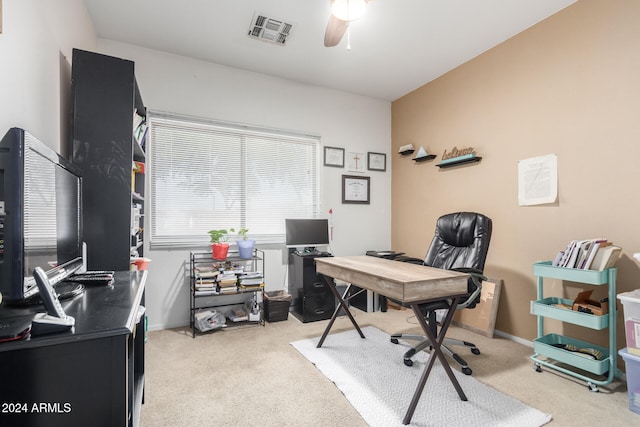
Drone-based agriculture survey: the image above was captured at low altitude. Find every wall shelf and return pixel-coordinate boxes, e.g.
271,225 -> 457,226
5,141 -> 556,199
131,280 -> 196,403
437,156 -> 482,168
413,154 -> 436,162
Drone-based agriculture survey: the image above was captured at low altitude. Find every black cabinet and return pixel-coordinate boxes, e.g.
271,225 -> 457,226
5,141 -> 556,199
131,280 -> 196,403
0,271 -> 146,427
288,253 -> 335,323
70,49 -> 146,271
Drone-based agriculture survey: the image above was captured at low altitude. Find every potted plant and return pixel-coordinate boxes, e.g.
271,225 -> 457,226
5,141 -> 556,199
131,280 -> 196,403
208,228 -> 234,260
235,227 -> 256,259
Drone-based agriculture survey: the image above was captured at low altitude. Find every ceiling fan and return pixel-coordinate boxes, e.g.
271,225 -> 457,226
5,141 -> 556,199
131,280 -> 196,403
324,0 -> 370,49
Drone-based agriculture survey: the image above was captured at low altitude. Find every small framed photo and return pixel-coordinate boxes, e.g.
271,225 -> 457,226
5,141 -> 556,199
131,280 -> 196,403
324,146 -> 345,168
348,152 -> 366,173
367,152 -> 386,171
342,175 -> 370,204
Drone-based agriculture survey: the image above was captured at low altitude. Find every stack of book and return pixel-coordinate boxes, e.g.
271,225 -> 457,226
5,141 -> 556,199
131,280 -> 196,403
194,269 -> 219,296
226,307 -> 248,322
239,271 -> 264,290
552,238 -> 622,271
217,271 -> 238,294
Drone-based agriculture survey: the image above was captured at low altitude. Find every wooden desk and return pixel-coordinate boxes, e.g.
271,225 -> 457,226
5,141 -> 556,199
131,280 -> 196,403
314,256 -> 469,425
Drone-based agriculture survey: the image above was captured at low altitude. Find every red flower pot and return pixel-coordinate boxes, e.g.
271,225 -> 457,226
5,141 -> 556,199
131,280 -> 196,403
211,243 -> 230,260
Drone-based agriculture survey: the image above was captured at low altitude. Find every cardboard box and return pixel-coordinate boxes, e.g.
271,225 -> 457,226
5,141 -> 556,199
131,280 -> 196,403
572,290 -> 608,316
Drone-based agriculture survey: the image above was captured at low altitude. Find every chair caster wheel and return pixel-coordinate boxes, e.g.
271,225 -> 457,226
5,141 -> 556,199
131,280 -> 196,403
534,363 -> 542,373
471,348 -> 480,355
462,367 -> 472,375
391,338 -> 399,344
403,358 -> 413,367
588,382 -> 599,392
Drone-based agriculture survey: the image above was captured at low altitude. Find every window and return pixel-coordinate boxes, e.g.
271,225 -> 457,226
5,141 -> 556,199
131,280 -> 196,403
149,112 -> 320,248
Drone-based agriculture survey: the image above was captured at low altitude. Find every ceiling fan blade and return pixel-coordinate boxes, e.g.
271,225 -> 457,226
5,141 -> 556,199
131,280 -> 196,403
324,14 -> 348,47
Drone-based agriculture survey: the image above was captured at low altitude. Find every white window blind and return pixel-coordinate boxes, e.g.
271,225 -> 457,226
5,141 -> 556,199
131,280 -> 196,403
148,112 -> 320,247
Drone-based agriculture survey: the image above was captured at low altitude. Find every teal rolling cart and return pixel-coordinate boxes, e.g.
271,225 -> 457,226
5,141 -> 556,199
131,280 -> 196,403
530,261 -> 623,391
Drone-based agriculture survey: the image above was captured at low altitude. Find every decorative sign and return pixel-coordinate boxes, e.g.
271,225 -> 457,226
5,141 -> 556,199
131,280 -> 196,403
437,146 -> 480,168
442,146 -> 475,161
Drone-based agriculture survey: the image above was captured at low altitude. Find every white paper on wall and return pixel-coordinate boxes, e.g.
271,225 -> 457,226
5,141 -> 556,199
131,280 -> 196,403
518,154 -> 558,206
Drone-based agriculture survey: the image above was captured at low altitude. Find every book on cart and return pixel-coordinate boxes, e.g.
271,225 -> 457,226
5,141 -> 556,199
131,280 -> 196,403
589,245 -> 622,271
552,238 -> 619,271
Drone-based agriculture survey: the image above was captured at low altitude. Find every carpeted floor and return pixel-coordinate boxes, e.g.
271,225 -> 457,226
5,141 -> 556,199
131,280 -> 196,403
140,309 -> 637,426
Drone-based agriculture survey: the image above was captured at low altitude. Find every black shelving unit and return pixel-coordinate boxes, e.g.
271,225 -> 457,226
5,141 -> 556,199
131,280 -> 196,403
70,48 -> 146,271
190,250 -> 265,338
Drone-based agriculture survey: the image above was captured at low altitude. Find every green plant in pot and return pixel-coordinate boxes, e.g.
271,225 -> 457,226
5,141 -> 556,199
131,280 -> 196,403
235,227 -> 256,259
208,228 -> 234,260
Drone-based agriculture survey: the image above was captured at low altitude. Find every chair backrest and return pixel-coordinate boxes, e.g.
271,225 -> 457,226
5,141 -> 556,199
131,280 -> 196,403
423,212 -> 492,306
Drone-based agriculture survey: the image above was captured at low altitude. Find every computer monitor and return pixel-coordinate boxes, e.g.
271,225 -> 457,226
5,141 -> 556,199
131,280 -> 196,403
285,218 -> 330,252
0,128 -> 84,303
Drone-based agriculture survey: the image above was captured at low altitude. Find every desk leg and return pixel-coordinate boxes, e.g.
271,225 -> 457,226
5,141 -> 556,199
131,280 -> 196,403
317,276 -> 365,348
403,298 -> 467,425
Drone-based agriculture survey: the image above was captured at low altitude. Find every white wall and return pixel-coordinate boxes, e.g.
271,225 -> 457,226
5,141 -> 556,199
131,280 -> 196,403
95,40 -> 392,330
0,0 -> 96,150
0,2 -> 391,331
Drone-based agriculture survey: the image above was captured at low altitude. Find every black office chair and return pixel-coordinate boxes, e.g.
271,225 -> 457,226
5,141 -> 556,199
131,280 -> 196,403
390,212 -> 492,375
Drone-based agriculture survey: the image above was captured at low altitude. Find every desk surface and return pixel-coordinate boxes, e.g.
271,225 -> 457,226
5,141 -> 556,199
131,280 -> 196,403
314,255 -> 468,303
0,270 -> 147,352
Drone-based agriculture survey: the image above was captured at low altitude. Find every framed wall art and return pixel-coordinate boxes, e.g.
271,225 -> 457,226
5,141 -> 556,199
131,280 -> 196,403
367,152 -> 386,171
347,152 -> 365,173
324,146 -> 345,167
342,175 -> 370,204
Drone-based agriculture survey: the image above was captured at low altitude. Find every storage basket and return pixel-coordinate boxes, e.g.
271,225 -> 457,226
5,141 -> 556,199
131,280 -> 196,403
618,289 -> 640,356
264,290 -> 292,322
619,348 -> 640,415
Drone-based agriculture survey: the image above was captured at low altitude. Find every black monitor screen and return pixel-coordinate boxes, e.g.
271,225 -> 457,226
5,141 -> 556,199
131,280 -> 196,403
0,128 -> 83,302
285,219 -> 329,248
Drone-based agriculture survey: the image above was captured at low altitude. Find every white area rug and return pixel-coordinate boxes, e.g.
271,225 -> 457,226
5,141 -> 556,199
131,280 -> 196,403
291,326 -> 552,427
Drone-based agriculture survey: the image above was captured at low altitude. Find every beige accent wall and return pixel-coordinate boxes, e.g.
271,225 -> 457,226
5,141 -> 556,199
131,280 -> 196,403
391,0 -> 640,352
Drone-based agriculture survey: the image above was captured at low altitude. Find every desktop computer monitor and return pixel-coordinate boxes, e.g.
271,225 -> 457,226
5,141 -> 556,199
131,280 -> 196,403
0,128 -> 84,303
285,218 -> 330,252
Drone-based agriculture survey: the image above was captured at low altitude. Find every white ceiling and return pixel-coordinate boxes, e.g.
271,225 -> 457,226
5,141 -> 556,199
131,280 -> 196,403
82,0 -> 576,101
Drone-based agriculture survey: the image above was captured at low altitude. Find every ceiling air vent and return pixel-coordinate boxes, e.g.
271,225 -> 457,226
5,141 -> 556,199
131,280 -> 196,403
248,13 -> 293,46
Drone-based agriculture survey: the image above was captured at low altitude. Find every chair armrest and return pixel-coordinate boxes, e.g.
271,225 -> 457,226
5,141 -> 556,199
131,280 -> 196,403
450,268 -> 487,310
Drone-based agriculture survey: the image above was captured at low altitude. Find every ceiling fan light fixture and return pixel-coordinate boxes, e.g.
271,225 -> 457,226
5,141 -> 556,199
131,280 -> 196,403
331,0 -> 367,22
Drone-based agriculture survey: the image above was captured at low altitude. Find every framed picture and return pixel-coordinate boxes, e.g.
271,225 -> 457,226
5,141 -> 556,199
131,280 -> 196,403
342,175 -> 370,204
367,152 -> 386,171
324,146 -> 345,168
347,152 -> 366,173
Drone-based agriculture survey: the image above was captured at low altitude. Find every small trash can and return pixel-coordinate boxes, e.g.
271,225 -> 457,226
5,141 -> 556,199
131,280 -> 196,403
264,290 -> 292,322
